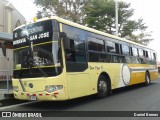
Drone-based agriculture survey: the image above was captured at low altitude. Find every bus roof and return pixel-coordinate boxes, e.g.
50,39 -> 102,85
14,16 -> 155,51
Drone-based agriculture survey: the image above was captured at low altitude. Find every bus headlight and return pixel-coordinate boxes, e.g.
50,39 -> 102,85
13,86 -> 19,92
45,85 -> 63,93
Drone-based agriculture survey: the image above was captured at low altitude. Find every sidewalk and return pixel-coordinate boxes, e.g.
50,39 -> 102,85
0,81 -> 13,100
0,89 -> 13,100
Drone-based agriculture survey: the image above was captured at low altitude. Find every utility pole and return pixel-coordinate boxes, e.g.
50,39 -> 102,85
115,0 -> 118,36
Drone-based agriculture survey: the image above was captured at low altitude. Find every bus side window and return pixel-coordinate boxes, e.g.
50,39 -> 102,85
118,56 -> 126,63
74,38 -> 86,62
106,41 -> 116,53
151,52 -> 156,65
131,57 -> 140,64
111,55 -> 118,63
125,56 -> 132,63
121,44 -> 129,55
132,47 -> 138,56
138,58 -> 146,64
111,55 -> 126,63
65,37 -> 86,63
65,39 -> 76,62
106,54 -> 111,62
153,53 -> 156,60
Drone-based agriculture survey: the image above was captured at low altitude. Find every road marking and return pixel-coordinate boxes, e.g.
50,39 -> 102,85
0,101 -> 39,110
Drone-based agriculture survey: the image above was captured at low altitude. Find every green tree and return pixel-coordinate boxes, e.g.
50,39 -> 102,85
34,0 -> 87,23
83,0 -> 152,45
34,0 -> 152,45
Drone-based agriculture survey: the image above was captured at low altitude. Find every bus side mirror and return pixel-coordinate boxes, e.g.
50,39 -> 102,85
1,42 -> 6,57
60,32 -> 67,38
60,32 -> 71,50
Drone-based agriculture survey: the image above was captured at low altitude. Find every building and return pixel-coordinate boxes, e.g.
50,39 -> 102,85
0,0 -> 25,79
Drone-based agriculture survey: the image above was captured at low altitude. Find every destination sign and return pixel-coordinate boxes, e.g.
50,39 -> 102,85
13,32 -> 50,45
13,20 -> 53,49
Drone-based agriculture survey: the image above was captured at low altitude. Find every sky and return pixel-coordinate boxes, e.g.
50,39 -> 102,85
124,0 -> 160,61
9,0 -> 39,21
9,0 -> 160,61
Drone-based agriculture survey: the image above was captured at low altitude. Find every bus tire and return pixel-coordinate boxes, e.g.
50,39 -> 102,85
97,75 -> 109,98
145,72 -> 150,86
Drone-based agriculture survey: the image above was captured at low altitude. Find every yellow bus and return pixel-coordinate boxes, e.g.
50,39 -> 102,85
12,16 -> 158,101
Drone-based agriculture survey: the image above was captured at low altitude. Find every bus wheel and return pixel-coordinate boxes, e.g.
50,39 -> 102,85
97,75 -> 109,98
145,72 -> 150,86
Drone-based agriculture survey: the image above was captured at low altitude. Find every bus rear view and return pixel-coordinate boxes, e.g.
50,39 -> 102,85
12,19 -> 66,101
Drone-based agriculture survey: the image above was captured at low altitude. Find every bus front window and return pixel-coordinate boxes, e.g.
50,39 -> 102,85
13,20 -> 62,78
14,42 -> 60,69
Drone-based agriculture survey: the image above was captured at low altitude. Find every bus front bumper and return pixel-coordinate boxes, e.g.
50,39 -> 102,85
13,90 -> 66,101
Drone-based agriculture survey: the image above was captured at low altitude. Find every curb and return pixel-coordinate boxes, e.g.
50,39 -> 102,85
0,101 -> 38,110
4,93 -> 14,99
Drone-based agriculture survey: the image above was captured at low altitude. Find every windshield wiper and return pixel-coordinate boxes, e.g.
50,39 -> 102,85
17,53 -> 29,78
17,37 -> 48,78
27,36 -> 49,77
17,52 -> 30,92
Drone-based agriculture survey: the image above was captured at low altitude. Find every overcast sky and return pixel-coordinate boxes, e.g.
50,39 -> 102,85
9,0 -> 160,61
124,0 -> 160,61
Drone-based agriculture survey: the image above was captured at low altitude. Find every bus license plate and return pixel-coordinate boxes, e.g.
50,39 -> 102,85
30,95 -> 37,101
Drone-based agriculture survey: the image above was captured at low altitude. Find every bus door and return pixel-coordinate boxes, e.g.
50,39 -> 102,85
65,38 -> 90,99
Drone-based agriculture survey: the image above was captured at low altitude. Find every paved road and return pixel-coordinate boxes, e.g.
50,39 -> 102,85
1,78 -> 160,119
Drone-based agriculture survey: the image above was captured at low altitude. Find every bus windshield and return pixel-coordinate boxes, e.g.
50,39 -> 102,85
14,42 -> 60,69
13,19 -> 62,78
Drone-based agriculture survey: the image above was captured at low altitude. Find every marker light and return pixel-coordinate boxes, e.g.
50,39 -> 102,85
33,17 -> 37,22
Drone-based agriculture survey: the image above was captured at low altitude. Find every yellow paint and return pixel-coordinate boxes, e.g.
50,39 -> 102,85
14,41 -> 57,51
12,62 -> 158,101
33,17 -> 37,22
14,64 -> 60,70
12,17 -> 158,101
67,72 -> 90,99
